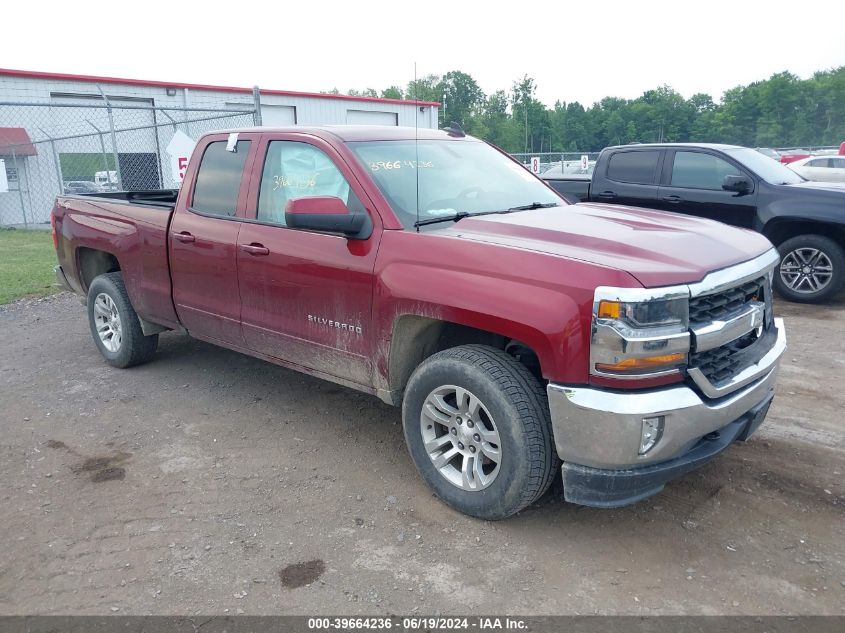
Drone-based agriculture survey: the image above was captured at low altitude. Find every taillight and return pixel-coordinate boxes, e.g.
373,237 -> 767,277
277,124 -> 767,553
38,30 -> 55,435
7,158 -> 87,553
50,211 -> 58,249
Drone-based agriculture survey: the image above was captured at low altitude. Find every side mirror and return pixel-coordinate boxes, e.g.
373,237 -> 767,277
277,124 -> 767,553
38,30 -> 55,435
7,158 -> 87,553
722,174 -> 752,194
284,196 -> 372,239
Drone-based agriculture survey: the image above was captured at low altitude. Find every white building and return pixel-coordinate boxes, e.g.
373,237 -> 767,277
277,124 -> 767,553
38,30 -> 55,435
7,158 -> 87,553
0,68 -> 440,224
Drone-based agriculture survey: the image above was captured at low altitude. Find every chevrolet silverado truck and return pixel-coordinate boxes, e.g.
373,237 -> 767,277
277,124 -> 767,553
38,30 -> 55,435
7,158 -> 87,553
543,143 -> 845,303
52,126 -> 786,519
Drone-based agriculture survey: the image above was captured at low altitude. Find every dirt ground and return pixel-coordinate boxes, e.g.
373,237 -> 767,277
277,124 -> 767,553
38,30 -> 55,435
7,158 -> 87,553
0,292 -> 842,616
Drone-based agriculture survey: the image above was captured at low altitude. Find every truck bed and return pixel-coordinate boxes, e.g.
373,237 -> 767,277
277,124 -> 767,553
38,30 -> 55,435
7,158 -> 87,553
75,189 -> 179,210
52,192 -> 180,330
542,174 -> 591,203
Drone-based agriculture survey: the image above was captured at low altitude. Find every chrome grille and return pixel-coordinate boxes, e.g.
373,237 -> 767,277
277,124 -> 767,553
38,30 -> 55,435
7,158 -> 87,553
689,278 -> 766,325
690,331 -> 757,386
688,273 -> 774,392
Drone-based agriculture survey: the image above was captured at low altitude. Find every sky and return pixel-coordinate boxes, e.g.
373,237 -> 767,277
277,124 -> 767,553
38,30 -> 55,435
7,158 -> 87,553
3,0 -> 844,107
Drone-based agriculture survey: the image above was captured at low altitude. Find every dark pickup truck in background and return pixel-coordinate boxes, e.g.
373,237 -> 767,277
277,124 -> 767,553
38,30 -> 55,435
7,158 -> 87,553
543,143 -> 845,303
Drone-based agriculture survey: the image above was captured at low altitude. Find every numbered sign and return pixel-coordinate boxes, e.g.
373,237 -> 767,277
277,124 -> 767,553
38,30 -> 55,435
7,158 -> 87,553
530,156 -> 541,174
166,130 -> 197,183
580,155 -> 589,171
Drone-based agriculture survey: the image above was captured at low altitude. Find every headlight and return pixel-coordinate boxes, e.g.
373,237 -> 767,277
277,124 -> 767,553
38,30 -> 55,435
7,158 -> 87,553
598,298 -> 688,330
592,288 -> 691,379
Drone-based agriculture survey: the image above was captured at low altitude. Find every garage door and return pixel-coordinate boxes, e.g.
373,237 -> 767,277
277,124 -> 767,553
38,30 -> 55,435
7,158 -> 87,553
261,105 -> 297,126
346,110 -> 398,126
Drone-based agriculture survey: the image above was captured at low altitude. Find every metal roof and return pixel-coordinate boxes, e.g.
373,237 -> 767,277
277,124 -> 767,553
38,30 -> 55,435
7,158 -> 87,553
0,127 -> 37,156
0,68 -> 441,108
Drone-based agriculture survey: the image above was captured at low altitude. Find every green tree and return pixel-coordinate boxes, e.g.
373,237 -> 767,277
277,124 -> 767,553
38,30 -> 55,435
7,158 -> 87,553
511,75 -> 550,152
381,86 -> 404,99
324,65 -> 845,152
440,70 -> 484,128
406,74 -> 443,103
641,85 -> 693,142
473,90 -> 521,150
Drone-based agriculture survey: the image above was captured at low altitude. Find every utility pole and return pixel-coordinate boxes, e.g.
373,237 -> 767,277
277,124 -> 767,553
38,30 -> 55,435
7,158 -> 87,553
524,98 -> 529,154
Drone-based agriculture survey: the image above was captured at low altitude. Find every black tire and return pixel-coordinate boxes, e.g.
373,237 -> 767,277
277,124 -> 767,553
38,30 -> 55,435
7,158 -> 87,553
774,234 -> 845,304
401,344 -> 558,520
87,272 -> 158,368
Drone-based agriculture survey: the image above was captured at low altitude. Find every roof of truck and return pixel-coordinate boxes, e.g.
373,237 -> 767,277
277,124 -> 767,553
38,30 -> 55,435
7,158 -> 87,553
208,126 -> 477,142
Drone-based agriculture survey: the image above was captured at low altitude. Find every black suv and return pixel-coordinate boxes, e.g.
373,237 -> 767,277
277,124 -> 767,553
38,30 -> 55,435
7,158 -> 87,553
543,143 -> 845,303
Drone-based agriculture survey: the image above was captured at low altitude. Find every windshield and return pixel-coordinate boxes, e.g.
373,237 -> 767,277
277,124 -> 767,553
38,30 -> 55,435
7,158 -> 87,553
724,147 -> 805,185
348,140 -> 562,230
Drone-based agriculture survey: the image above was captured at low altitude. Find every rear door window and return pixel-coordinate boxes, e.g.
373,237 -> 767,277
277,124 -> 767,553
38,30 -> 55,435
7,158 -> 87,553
191,140 -> 252,216
670,151 -> 742,190
606,151 -> 660,184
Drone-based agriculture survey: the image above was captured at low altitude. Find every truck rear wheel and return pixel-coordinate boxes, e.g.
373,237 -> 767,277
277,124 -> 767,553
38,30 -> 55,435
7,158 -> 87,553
87,272 -> 158,368
774,234 -> 844,303
401,344 -> 558,520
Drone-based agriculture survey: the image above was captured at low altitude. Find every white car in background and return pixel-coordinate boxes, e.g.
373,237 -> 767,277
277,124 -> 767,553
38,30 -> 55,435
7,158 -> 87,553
787,156 -> 845,183
94,170 -> 119,191
541,160 -> 596,176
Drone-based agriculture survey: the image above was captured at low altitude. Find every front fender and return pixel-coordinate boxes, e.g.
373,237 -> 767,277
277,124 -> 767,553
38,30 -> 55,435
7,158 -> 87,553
373,261 -> 587,390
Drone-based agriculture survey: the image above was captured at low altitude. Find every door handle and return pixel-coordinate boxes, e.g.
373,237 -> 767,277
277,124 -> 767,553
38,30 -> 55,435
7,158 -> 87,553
240,243 -> 270,256
597,191 -> 617,200
662,195 -> 683,203
173,231 -> 195,243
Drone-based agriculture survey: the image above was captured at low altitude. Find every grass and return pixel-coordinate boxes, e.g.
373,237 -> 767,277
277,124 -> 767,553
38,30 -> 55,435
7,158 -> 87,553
0,229 -> 60,305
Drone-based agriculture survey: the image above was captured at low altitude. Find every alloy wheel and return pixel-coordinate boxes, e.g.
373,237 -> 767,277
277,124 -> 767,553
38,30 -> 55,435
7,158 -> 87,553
419,385 -> 502,491
93,293 -> 122,353
779,247 -> 833,294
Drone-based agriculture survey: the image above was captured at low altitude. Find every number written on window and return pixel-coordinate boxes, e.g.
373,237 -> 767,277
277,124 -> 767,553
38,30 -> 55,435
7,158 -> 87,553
257,141 -> 364,227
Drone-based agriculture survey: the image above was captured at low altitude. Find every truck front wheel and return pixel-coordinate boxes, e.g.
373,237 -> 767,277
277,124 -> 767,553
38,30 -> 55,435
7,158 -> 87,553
87,272 -> 158,368
402,344 -> 558,520
774,234 -> 844,303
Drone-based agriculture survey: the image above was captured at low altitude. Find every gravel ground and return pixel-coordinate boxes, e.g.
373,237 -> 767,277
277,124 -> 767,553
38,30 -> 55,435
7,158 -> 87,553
0,292 -> 843,615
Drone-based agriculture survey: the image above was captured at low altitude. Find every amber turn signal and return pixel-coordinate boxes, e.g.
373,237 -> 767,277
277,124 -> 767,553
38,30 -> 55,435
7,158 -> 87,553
597,300 -> 621,319
595,352 -> 686,374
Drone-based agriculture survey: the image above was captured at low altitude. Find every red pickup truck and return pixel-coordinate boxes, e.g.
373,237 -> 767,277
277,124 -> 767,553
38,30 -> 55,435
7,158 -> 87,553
52,126 -> 787,519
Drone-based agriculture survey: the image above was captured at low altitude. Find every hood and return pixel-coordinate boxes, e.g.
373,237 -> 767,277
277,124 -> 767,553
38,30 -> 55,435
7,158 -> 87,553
782,180 -> 845,194
445,203 -> 774,287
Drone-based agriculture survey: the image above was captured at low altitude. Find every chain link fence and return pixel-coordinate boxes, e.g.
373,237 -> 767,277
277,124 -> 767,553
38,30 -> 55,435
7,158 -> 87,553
0,97 -> 259,226
509,152 -> 601,176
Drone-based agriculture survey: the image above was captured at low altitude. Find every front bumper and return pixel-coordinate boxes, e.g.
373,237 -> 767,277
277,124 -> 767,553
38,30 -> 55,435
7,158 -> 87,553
560,394 -> 772,507
547,318 -> 786,507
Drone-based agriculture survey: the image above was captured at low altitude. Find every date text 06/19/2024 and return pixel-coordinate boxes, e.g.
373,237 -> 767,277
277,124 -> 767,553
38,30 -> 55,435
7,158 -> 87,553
306,617 -> 527,630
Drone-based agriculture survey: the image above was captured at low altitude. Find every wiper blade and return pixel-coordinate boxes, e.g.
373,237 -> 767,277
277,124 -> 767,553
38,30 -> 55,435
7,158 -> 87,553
413,203 -> 559,228
413,208 -> 510,227
413,211 -> 471,227
507,202 -> 559,211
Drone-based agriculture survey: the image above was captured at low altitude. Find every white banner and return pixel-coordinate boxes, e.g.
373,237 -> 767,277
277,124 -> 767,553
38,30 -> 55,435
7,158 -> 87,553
0,160 -> 8,193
